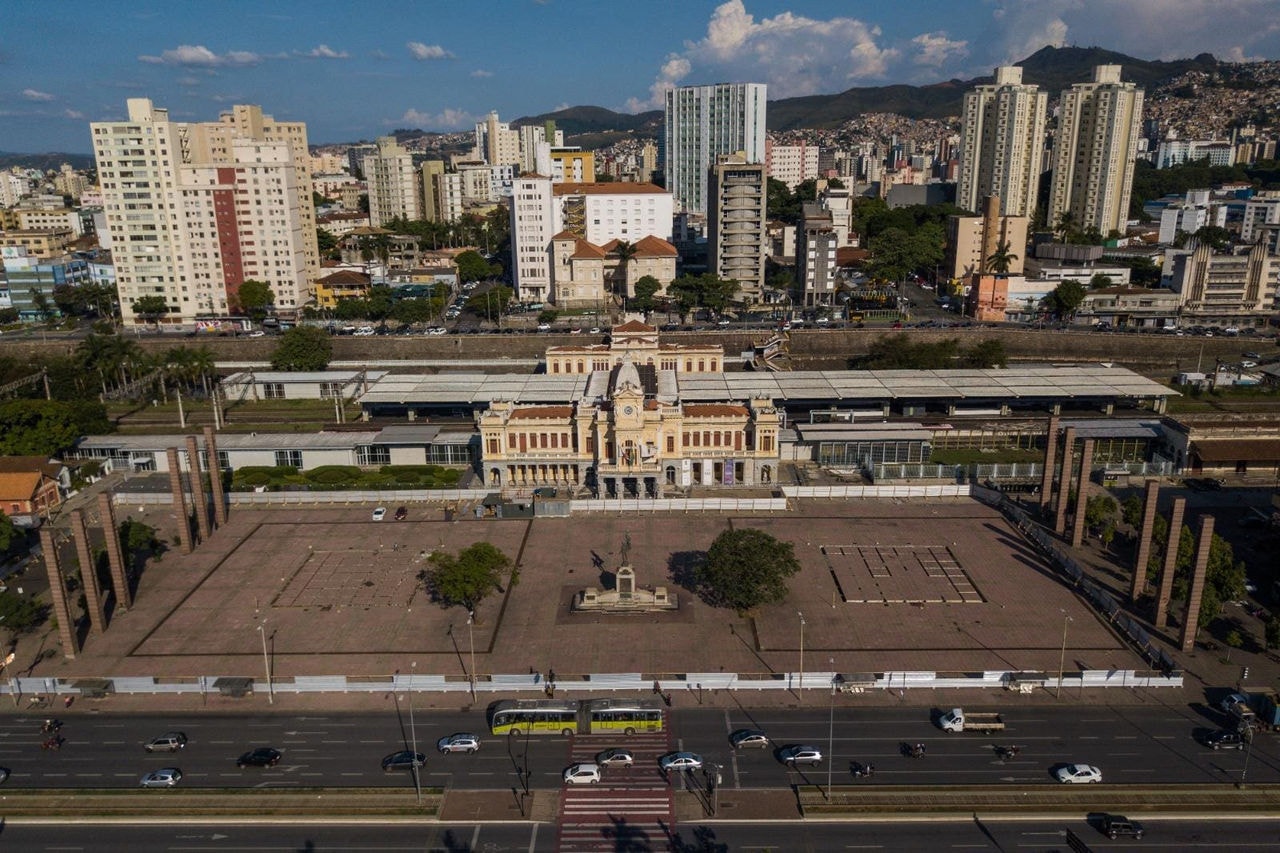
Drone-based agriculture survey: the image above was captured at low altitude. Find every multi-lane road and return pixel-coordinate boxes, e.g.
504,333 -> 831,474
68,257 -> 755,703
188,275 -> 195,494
0,702 -> 1274,791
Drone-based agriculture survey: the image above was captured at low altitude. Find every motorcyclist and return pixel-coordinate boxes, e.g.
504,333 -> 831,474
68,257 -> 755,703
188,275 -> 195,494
913,742 -> 926,758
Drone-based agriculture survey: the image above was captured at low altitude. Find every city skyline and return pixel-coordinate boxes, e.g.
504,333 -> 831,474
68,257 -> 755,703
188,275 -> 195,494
5,0 -> 1280,153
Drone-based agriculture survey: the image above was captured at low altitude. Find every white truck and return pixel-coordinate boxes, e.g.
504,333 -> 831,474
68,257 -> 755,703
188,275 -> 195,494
937,708 -> 1005,733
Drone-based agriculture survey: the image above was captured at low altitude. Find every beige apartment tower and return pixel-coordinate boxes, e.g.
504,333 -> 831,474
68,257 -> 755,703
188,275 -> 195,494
957,66 -> 1047,218
364,136 -> 421,227
1048,65 -> 1145,237
707,153 -> 767,302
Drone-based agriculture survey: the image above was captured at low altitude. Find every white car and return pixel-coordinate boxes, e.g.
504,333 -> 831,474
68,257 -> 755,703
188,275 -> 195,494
437,733 -> 481,754
537,323 -> 552,332
371,507 -> 387,522
659,751 -> 703,772
563,762 -> 601,785
140,768 -> 183,787
1055,764 -> 1102,784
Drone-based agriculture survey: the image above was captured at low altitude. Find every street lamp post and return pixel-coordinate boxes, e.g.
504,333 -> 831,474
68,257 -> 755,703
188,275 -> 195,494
797,611 -> 806,702
409,661 -> 421,804
826,658 -> 835,801
467,610 -> 477,701
1056,613 -> 1073,699
257,621 -> 273,705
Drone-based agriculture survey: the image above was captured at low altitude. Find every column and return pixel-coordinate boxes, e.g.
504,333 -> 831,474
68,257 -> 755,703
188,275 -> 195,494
1070,439 -> 1095,548
97,492 -> 131,610
166,447 -> 192,555
1154,497 -> 1186,630
1039,415 -> 1060,512
204,426 -> 227,526
186,435 -> 211,543
1130,480 -> 1159,603
70,510 -> 107,635
1054,427 -> 1077,535
1181,515 -> 1216,653
39,527 -> 79,658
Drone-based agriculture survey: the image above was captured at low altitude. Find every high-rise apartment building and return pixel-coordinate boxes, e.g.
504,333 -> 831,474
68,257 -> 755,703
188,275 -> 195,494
796,202 -> 838,307
363,136 -> 421,226
91,98 -> 319,326
1048,65 -> 1145,237
707,153 -> 767,302
475,111 -> 521,167
663,82 -> 766,215
766,141 -> 821,191
956,66 -> 1047,217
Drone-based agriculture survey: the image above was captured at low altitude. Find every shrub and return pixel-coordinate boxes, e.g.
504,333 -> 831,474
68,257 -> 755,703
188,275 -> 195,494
304,466 -> 362,485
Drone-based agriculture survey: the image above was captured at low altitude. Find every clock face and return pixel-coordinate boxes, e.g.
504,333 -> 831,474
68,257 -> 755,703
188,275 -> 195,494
623,405 -> 635,415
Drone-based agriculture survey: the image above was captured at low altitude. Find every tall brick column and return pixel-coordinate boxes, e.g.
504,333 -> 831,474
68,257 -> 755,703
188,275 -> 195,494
1054,427 -> 1077,535
1181,515 -> 1216,652
204,426 -> 227,526
97,492 -> 131,610
1130,480 -> 1160,603
70,509 -> 108,635
1038,415 -> 1060,512
186,435 -> 211,542
38,527 -> 79,658
167,447 -> 192,555
1155,497 -> 1186,630
1070,439 -> 1096,547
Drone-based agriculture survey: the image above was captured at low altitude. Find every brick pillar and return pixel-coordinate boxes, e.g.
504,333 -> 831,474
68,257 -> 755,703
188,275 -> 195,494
1155,497 -> 1186,630
1130,480 -> 1160,603
1054,427 -> 1077,535
1038,415 -> 1060,512
204,426 -> 227,526
1070,439 -> 1095,548
98,492 -> 131,610
38,527 -> 79,658
186,435 -> 211,542
70,509 -> 108,635
167,447 -> 192,555
1181,515 -> 1216,652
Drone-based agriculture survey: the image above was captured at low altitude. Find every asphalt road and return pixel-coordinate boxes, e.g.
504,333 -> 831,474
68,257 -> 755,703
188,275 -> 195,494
2,817 -> 1278,851
0,703 -> 1275,791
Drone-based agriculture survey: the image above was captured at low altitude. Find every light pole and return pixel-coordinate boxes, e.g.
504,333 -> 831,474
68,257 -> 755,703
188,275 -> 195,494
257,621 -> 273,705
467,610 -> 477,701
797,611 -> 806,702
409,661 -> 421,804
1056,613 -> 1073,699
826,658 -> 835,801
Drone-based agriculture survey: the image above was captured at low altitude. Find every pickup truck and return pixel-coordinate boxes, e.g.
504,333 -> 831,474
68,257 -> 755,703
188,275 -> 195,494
937,708 -> 1005,733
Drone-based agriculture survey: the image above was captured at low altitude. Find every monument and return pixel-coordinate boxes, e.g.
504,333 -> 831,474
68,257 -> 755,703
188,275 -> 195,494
575,563 -> 678,613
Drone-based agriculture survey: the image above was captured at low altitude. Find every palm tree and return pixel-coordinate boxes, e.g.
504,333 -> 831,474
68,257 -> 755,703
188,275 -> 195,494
613,240 -> 638,303
985,240 -> 1018,275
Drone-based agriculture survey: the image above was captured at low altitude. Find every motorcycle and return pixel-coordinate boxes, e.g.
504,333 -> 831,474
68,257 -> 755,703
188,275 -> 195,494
41,736 -> 63,751
41,719 -> 62,735
996,745 -> 1021,759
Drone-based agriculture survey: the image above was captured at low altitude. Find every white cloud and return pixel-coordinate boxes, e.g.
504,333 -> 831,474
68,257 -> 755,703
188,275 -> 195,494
63,109 -> 85,120
370,49 -> 391,60
21,88 -> 55,101
407,42 -> 454,61
299,44 -> 349,59
470,69 -> 494,78
394,107 -> 477,130
629,0 -> 897,110
138,44 -> 262,67
911,32 -> 969,67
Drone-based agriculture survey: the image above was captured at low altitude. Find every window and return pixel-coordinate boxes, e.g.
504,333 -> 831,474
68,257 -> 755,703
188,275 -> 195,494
356,445 -> 390,466
319,382 -> 343,399
262,382 -> 285,399
274,450 -> 302,468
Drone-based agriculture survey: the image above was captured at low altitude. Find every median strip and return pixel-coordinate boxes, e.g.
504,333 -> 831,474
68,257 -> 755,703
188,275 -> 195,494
0,787 -> 444,819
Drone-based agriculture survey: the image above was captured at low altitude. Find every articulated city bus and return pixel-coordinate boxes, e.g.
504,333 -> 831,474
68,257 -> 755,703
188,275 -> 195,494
488,698 -> 665,736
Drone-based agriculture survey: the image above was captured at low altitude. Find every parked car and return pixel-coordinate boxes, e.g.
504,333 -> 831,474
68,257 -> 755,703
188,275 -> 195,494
145,732 -> 188,753
436,733 -> 481,754
381,750 -> 426,771
394,506 -> 408,521
140,767 -> 183,788
236,747 -> 282,768
779,745 -> 823,766
0,767 -> 8,784
1055,763 -> 1102,784
563,762 -> 601,785
729,729 -> 770,749
595,748 -> 634,768
371,506 -> 387,521
1101,814 -> 1144,839
1203,729 -> 1247,750
659,751 -> 704,772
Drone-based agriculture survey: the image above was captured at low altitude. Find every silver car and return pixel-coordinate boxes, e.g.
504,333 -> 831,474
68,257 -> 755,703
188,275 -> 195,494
780,745 -> 823,766
437,733 -> 481,754
140,768 -> 182,787
144,732 -> 188,753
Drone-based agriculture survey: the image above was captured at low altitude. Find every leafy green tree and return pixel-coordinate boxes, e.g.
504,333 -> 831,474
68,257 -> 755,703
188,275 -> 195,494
270,326 -> 332,371
464,286 -> 513,318
118,517 -> 159,571
1084,494 -> 1118,530
456,250 -> 497,284
316,228 -> 340,260
1100,520 -> 1117,552
363,286 -> 394,323
1193,225 -> 1232,252
131,295 -> 171,327
421,542 -> 510,611
1089,273 -> 1114,289
698,528 -> 801,612
958,339 -> 1007,368
766,178 -> 802,225
1266,616 -> 1280,650
1111,256 -> 1162,288
390,298 -> 437,325
667,274 -> 739,319
1045,280 -> 1086,318
630,276 -> 661,313
1224,628 -> 1244,661
1121,494 -> 1144,529
0,399 -> 111,456
0,509 -> 17,556
857,334 -> 958,369
236,280 -> 275,321
0,591 -> 46,642
537,309 -> 558,325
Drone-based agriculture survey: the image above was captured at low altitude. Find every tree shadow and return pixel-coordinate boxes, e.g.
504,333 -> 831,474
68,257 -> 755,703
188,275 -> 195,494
668,824 -> 729,852
602,814 -> 652,852
668,550 -> 715,605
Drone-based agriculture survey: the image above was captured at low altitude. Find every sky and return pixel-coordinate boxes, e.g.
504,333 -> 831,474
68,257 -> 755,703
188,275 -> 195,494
4,0 -> 1280,153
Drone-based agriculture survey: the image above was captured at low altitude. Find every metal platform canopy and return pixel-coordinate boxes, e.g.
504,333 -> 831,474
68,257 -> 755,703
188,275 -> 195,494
794,422 -> 933,467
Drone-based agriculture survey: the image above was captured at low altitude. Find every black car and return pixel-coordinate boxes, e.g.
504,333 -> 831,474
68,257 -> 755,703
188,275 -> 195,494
381,750 -> 426,771
1101,814 -> 1144,839
1204,729 -> 1247,750
236,747 -> 282,768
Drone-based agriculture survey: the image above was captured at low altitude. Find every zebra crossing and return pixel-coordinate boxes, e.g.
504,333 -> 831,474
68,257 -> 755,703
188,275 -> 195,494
556,730 -> 675,852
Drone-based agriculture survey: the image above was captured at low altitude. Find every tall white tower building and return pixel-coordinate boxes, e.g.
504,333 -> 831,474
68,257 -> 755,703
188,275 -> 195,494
663,82 -> 766,215
363,136 -> 421,227
91,98 -> 319,326
956,66 -> 1047,218
1048,65 -> 1145,237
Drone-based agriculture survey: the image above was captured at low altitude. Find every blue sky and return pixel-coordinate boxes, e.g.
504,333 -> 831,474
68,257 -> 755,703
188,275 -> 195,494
5,0 -> 1280,153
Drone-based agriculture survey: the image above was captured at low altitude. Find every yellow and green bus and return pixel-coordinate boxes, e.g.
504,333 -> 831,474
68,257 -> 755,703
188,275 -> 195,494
488,698 -> 665,736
